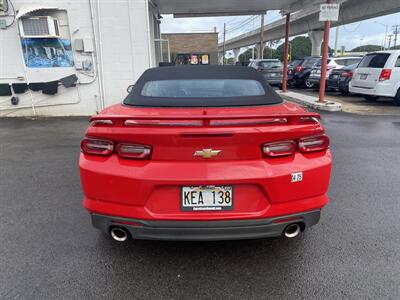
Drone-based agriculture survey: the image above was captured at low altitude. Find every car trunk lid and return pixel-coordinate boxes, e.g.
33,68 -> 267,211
87,103 -> 324,161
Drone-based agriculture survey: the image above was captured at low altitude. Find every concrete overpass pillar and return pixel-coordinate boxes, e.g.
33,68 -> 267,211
233,48 -> 240,63
308,30 -> 324,56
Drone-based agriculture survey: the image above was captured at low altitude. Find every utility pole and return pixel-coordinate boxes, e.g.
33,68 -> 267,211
259,14 -> 264,59
388,34 -> 393,50
392,25 -> 400,49
222,23 -> 226,65
334,26 -> 340,56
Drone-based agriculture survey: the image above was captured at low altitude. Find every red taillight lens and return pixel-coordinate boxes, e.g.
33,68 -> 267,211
298,135 -> 329,153
379,69 -> 392,81
340,71 -> 353,78
116,143 -> 151,159
81,138 -> 114,155
295,65 -> 304,72
262,140 -> 296,157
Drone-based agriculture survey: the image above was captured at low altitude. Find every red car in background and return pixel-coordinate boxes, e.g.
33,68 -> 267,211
80,66 -> 332,242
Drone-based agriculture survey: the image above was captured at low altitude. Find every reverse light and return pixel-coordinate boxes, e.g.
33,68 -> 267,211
379,69 -> 392,81
116,143 -> 151,159
81,138 -> 114,155
262,140 -> 296,157
298,135 -> 329,153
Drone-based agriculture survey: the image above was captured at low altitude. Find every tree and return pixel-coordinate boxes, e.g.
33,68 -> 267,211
351,44 -> 382,52
239,47 -> 258,62
274,36 -> 312,61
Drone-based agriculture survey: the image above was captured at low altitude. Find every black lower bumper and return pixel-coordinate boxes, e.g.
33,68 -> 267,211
91,210 -> 321,241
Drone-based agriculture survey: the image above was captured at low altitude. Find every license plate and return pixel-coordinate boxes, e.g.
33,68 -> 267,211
360,74 -> 368,80
332,75 -> 339,79
181,186 -> 233,211
269,73 -> 277,77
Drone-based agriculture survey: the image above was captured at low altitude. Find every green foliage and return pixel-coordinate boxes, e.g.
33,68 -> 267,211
238,36 -> 337,64
350,44 -> 382,52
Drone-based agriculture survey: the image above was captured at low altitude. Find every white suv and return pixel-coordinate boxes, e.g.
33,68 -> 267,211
350,50 -> 400,105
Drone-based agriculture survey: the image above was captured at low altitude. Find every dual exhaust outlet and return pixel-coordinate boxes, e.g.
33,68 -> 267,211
110,227 -> 129,242
109,223 -> 302,242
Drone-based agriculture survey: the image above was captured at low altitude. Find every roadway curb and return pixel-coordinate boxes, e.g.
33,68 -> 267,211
277,90 -> 342,112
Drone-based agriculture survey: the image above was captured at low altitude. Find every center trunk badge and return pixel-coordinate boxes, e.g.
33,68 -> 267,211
194,149 -> 221,159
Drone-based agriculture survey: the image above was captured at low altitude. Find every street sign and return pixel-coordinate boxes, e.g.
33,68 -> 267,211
319,3 -> 340,22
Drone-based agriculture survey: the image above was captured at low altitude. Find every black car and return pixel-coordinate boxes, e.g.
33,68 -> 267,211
326,63 -> 358,95
287,57 -> 321,88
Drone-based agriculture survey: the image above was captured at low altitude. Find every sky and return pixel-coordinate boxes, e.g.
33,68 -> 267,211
160,11 -> 400,55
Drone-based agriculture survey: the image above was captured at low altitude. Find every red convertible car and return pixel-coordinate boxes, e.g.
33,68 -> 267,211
80,66 -> 331,241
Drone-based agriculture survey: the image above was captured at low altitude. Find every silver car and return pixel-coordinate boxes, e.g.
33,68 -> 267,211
249,59 -> 283,87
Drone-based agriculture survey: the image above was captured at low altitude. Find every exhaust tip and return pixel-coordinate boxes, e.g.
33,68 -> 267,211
283,223 -> 301,238
110,227 -> 129,242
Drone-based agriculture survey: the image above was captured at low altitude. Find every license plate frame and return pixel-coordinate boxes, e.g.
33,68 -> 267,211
181,185 -> 233,211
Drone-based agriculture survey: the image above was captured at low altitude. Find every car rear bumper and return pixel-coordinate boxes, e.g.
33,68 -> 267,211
91,209 -> 321,241
81,151 -> 331,221
309,77 -> 321,85
326,78 -> 339,89
349,83 -> 397,98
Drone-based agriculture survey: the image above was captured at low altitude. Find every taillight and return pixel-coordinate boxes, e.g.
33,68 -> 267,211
295,65 -> 304,72
298,135 -> 329,153
116,143 -> 151,159
90,119 -> 114,126
340,71 -> 353,78
379,69 -> 392,81
81,137 -> 151,159
81,138 -> 114,155
262,135 -> 329,157
262,140 -> 296,157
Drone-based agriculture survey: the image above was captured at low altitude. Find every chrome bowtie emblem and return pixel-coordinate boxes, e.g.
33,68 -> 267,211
194,149 -> 221,159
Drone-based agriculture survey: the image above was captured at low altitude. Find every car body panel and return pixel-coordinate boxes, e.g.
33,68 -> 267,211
249,59 -> 283,85
310,57 -> 362,86
80,66 -> 332,240
350,51 -> 400,98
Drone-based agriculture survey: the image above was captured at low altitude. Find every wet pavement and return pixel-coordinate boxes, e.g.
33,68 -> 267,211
0,113 -> 399,299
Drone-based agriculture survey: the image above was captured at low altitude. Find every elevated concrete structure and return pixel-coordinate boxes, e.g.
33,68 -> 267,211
309,30 -> 324,56
219,0 -> 400,51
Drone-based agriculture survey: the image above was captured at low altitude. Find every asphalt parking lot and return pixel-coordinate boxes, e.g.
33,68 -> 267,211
1,111 -> 400,299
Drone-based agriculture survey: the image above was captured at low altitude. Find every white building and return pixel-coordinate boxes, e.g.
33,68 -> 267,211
0,0 -> 324,117
0,0 -> 161,116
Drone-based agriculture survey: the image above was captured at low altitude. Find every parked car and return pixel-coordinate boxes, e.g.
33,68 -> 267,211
79,66 -> 332,242
349,50 -> 400,105
287,56 -> 321,88
248,59 -> 283,87
309,57 -> 362,88
327,63 -> 359,95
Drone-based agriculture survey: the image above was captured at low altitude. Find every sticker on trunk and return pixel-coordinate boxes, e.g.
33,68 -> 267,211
291,172 -> 303,182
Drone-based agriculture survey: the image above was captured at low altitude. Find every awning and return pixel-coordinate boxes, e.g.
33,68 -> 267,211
16,5 -> 58,19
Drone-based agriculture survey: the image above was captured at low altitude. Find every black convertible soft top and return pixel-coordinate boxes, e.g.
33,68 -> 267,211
123,65 -> 283,107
